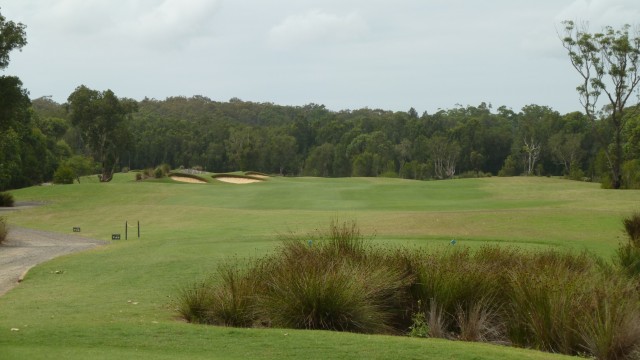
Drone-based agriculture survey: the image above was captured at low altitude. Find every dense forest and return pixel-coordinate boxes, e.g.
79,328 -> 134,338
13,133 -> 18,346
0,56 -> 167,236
2,11 -> 640,191
9,94 -> 639,190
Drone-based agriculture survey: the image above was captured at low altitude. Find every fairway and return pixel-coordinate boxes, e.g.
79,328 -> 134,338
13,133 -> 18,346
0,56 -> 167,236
0,175 -> 636,359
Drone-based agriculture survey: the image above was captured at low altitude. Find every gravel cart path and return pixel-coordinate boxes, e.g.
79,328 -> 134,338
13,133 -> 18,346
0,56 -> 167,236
0,225 -> 106,296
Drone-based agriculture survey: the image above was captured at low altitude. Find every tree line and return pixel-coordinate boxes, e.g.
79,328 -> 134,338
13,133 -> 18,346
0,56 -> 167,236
24,94 -> 640,188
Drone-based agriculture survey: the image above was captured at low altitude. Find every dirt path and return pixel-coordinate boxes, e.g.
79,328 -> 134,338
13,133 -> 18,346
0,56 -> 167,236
0,226 -> 106,296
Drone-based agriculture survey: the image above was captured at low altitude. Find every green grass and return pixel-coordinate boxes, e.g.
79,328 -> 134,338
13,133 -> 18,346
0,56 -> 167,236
1,175 -> 638,359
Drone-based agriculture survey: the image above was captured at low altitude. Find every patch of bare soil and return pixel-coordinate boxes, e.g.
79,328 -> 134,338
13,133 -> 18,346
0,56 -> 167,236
0,226 -> 105,296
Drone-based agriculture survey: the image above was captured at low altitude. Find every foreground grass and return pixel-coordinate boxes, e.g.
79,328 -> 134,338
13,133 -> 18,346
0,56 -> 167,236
1,175 -> 638,359
4,325 -> 573,360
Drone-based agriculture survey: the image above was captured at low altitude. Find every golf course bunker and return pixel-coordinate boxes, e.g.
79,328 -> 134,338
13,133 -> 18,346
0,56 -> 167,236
214,176 -> 263,184
170,175 -> 207,184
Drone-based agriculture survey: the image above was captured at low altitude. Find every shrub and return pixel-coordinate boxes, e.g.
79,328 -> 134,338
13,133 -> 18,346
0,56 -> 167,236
622,160 -> 640,189
458,171 -> 491,179
53,164 -> 75,184
568,163 -> 586,181
160,163 -> 171,174
154,167 -> 164,179
0,217 -> 8,244
0,192 -> 14,207
616,243 -> 640,278
616,212 -> 640,277
498,155 -> 518,177
408,300 -> 429,338
138,168 -> 155,180
623,212 -> 640,247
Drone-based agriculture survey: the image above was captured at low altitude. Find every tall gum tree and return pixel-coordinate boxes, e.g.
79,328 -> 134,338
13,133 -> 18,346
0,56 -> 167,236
561,21 -> 640,188
0,9 -> 30,190
67,85 -> 138,182
0,9 -> 26,70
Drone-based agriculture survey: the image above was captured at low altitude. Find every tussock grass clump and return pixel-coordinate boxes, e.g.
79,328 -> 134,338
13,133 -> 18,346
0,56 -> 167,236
580,281 -> 640,360
617,212 -> 640,277
178,262 -> 259,326
177,278 -> 217,324
623,212 -> 640,247
408,246 -> 517,339
617,243 -> 640,277
207,263 -> 259,327
506,252 -> 595,353
506,251 -> 640,359
178,219 -> 640,360
0,191 -> 14,207
258,257 -> 399,333
258,220 -> 410,333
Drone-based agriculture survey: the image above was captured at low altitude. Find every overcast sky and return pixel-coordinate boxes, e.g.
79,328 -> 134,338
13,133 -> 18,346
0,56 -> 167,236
2,0 -> 639,114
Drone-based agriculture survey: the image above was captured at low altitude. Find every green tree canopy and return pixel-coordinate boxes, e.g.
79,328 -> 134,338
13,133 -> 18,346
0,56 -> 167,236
561,21 -> 640,188
67,85 -> 138,182
0,9 -> 27,70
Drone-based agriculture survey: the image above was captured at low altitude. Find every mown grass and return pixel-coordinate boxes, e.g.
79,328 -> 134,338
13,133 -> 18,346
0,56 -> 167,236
1,175 -> 639,359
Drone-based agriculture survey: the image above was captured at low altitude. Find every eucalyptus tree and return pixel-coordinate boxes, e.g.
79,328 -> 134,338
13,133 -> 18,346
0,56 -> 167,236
561,21 -> 640,188
427,136 -> 461,179
0,10 -> 32,190
0,10 -> 26,70
67,86 -> 138,182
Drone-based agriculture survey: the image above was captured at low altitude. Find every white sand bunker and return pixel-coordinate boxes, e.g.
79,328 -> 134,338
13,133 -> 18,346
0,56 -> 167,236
214,176 -> 263,184
170,176 -> 207,184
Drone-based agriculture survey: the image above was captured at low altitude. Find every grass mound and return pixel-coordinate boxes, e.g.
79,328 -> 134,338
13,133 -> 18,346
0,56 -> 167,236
178,219 -> 640,360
